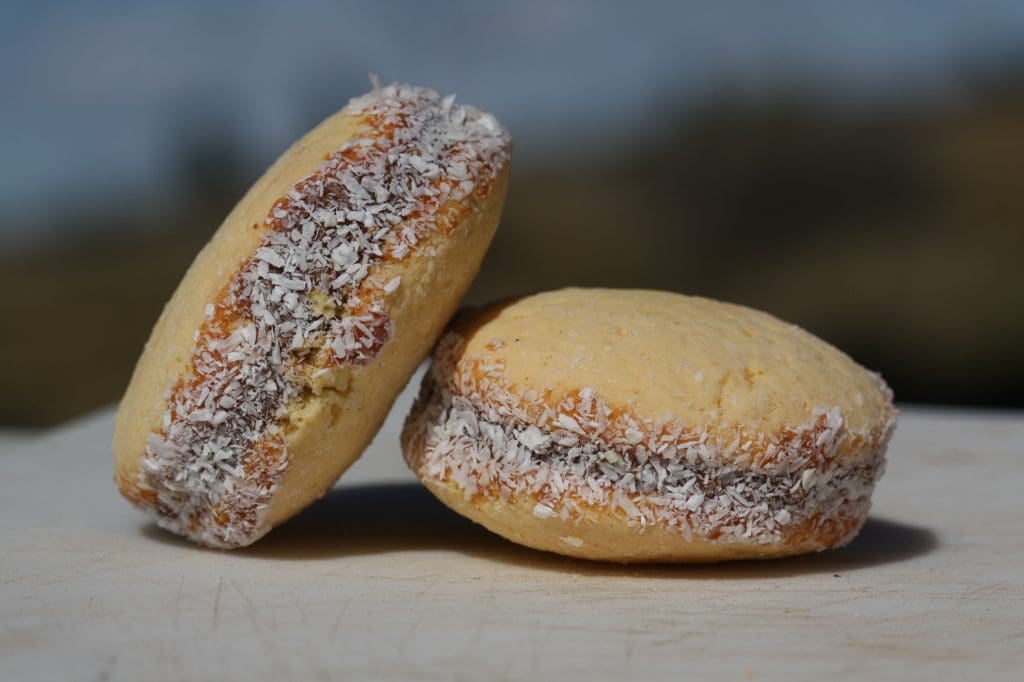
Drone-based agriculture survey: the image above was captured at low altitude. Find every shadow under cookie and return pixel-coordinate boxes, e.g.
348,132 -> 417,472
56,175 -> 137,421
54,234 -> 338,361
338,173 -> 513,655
141,481 -> 937,578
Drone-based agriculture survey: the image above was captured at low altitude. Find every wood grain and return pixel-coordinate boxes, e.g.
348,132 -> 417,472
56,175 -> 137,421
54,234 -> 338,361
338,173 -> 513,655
2,376 -> 1022,680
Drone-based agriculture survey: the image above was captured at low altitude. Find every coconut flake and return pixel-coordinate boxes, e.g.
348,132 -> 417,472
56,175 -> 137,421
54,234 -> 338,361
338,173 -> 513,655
137,85 -> 510,548
403,336 -> 894,548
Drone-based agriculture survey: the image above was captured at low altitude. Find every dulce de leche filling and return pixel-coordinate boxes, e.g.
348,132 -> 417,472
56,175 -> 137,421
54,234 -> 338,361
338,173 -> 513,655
139,85 -> 510,547
404,335 -> 895,548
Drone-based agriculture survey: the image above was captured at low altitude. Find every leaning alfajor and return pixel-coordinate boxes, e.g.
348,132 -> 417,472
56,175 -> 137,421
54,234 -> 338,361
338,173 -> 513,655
114,83 -> 510,548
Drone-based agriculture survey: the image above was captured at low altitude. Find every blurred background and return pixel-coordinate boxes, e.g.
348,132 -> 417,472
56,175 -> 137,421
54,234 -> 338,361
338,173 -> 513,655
2,1 -> 1022,427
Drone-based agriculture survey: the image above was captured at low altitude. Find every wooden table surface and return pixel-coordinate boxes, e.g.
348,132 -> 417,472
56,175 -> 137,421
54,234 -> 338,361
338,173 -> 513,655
2,375 -> 1023,681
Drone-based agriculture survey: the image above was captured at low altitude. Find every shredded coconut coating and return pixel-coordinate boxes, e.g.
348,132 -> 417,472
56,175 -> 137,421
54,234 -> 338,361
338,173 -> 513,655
139,84 -> 510,547
404,335 -> 896,548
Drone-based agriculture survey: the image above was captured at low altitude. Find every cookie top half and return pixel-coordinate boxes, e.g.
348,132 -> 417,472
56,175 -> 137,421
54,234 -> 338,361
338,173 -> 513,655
441,288 -> 894,467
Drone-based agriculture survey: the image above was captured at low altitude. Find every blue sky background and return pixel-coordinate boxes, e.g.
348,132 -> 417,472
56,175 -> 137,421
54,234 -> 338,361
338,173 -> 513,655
2,1 -> 1024,230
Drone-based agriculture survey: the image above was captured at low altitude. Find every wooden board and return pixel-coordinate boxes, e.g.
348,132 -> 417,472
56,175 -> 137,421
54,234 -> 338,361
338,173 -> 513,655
2,376 -> 1023,680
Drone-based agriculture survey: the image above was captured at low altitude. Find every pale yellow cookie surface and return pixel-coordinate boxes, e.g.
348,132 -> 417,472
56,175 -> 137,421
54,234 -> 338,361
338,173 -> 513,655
455,288 -> 891,454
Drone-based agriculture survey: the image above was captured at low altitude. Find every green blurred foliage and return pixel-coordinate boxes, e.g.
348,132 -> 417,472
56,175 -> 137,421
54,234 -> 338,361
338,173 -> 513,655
2,81 -> 1022,426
